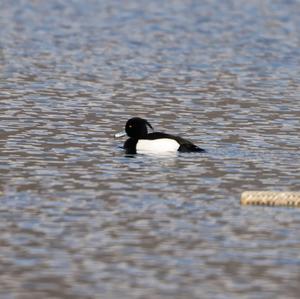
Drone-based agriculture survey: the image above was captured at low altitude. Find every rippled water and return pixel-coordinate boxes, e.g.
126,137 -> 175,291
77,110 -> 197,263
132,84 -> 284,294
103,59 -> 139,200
1,0 -> 300,298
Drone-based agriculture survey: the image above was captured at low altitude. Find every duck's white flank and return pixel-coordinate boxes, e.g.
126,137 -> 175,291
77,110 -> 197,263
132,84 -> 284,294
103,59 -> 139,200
136,138 -> 179,153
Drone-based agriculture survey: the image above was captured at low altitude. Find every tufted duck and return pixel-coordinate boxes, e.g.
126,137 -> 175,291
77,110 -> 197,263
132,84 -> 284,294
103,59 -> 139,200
115,117 -> 205,154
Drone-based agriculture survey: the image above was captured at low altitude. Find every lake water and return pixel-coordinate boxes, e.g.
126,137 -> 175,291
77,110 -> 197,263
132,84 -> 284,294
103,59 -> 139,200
1,0 -> 300,298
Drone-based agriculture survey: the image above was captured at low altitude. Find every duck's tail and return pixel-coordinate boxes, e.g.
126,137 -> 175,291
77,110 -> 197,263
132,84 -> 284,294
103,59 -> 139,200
179,144 -> 206,153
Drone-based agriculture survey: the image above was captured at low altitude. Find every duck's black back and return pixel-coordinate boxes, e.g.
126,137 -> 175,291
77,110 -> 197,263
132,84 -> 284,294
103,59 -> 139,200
145,132 -> 205,153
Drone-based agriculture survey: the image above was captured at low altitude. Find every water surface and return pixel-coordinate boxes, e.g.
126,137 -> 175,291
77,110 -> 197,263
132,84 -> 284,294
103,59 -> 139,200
1,0 -> 300,298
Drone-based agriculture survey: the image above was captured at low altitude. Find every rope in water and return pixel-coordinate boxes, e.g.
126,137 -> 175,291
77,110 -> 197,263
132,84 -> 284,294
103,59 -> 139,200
241,191 -> 300,207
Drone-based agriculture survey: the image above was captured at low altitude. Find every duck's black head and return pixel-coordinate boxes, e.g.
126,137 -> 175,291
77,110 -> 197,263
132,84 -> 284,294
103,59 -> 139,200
125,117 -> 153,138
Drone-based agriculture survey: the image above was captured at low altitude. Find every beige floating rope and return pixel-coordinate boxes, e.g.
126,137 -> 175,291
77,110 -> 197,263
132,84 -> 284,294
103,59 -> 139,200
241,191 -> 300,207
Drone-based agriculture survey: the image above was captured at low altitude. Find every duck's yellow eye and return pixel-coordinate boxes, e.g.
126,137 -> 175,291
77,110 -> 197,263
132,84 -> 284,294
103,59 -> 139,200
129,125 -> 132,128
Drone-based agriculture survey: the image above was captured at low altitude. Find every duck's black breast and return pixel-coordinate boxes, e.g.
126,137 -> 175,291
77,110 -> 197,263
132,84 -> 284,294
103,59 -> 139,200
124,138 -> 138,154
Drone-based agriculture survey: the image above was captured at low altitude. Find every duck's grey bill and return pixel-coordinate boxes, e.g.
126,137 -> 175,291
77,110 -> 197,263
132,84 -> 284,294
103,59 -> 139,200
114,131 -> 126,138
